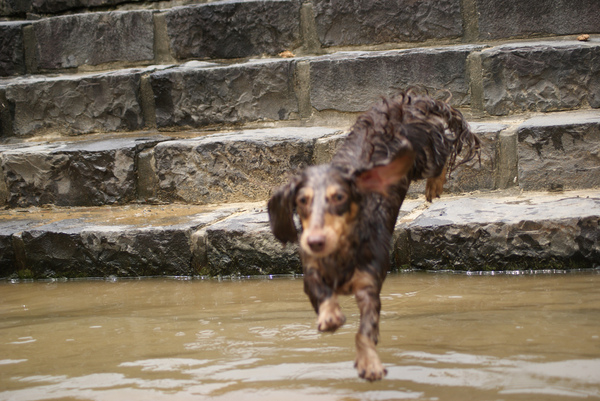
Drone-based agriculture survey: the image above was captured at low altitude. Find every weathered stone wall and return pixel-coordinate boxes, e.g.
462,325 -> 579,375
3,0 -> 600,77
33,11 -> 155,70
312,0 -> 463,47
517,112 -> 600,191
475,42 -> 600,116
164,1 -> 301,60
399,195 -> 600,271
150,60 -> 299,129
3,69 -> 151,137
1,0 -> 600,277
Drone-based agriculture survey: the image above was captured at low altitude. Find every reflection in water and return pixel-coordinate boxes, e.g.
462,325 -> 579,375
1,272 -> 599,400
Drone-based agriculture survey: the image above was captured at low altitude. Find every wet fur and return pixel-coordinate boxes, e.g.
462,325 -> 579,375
268,90 -> 480,381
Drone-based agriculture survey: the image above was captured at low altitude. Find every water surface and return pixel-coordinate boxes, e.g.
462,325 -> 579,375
1,272 -> 599,400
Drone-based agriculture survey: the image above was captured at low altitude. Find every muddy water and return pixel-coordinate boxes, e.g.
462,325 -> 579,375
1,272 -> 599,401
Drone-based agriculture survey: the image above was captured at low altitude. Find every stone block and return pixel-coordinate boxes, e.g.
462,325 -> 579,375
517,111 -> 600,191
14,204 -> 240,278
150,60 -> 299,129
480,41 -> 600,116
444,121 -> 506,193
0,22 -> 27,76
312,131 -> 348,165
165,0 -> 302,60
476,0 -> 600,40
3,69 -> 147,137
402,193 -> 600,270
1,0 -> 150,16
192,209 -> 301,276
152,127 -> 339,204
309,46 -> 480,112
0,219 -> 41,277
0,0 -> 32,17
313,0 -> 463,47
0,136 -> 165,207
33,10 -> 154,70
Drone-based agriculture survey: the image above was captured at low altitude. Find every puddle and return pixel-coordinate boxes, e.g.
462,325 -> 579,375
1,272 -> 599,400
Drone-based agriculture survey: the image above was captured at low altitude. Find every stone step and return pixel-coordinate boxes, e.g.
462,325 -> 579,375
1,39 -> 599,139
1,110 -> 599,208
1,189 -> 598,279
3,0 -> 600,77
0,0 -> 165,17
1,0 -> 302,76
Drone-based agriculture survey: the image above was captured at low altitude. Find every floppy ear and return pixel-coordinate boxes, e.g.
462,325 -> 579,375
268,176 -> 301,244
355,150 -> 415,196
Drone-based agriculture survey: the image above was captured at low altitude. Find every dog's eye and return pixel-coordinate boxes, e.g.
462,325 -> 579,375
297,195 -> 309,206
329,192 -> 347,205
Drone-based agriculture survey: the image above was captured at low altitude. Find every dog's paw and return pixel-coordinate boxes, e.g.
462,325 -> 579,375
317,299 -> 346,332
425,169 -> 446,202
355,353 -> 387,382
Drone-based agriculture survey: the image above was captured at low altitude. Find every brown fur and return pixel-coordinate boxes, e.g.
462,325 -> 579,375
268,89 -> 480,381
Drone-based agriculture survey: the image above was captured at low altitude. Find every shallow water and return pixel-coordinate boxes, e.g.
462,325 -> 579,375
1,272 -> 599,401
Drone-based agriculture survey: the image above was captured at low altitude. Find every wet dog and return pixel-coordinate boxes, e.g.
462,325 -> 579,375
268,90 -> 480,381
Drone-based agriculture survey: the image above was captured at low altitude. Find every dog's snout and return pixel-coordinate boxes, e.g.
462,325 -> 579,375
307,233 -> 327,253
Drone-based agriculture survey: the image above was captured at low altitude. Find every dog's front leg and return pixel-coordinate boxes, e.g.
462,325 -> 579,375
303,267 -> 346,332
353,273 -> 386,381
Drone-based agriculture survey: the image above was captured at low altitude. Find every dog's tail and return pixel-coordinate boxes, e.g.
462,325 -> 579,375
401,88 -> 480,175
331,89 -> 480,185
377,89 -> 480,182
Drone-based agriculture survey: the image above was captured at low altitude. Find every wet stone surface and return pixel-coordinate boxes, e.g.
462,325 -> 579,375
0,21 -> 27,76
165,0 -> 301,60
0,218 -> 44,277
476,0 -> 600,39
2,68 -> 152,137
1,204 -> 242,279
309,46 -> 480,113
480,41 -> 600,115
32,10 -> 154,71
517,111 -> 600,191
0,0 -> 146,16
313,0 -> 463,47
150,60 -> 299,129
402,193 -> 600,270
193,208 -> 301,277
0,135 -> 168,207
0,191 -> 599,278
150,127 -> 340,204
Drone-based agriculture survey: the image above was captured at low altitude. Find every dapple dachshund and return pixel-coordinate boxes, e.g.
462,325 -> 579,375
268,89 -> 480,381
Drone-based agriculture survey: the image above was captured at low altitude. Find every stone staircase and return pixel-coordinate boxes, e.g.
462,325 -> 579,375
1,0 -> 599,279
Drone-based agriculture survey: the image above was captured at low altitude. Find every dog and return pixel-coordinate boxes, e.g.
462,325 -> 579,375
268,89 -> 480,381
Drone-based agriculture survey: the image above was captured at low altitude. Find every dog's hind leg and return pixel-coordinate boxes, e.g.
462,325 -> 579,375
425,165 -> 447,202
352,271 -> 387,381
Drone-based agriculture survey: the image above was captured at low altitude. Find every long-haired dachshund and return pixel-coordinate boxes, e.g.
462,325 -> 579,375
268,89 -> 480,381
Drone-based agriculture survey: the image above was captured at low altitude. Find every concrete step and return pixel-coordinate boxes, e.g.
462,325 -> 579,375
1,189 -> 598,279
2,38 -> 599,139
3,0 -> 600,77
1,110 -> 599,208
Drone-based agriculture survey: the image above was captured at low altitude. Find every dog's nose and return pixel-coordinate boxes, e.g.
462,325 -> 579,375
307,234 -> 326,253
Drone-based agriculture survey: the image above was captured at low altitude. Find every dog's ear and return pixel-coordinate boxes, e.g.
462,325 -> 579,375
355,150 -> 415,196
268,175 -> 301,244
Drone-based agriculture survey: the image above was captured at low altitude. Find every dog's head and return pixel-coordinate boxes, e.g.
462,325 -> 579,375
268,151 -> 414,258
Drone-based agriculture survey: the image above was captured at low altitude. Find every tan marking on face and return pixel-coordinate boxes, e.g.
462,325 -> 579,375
326,184 -> 348,206
299,199 -> 359,258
